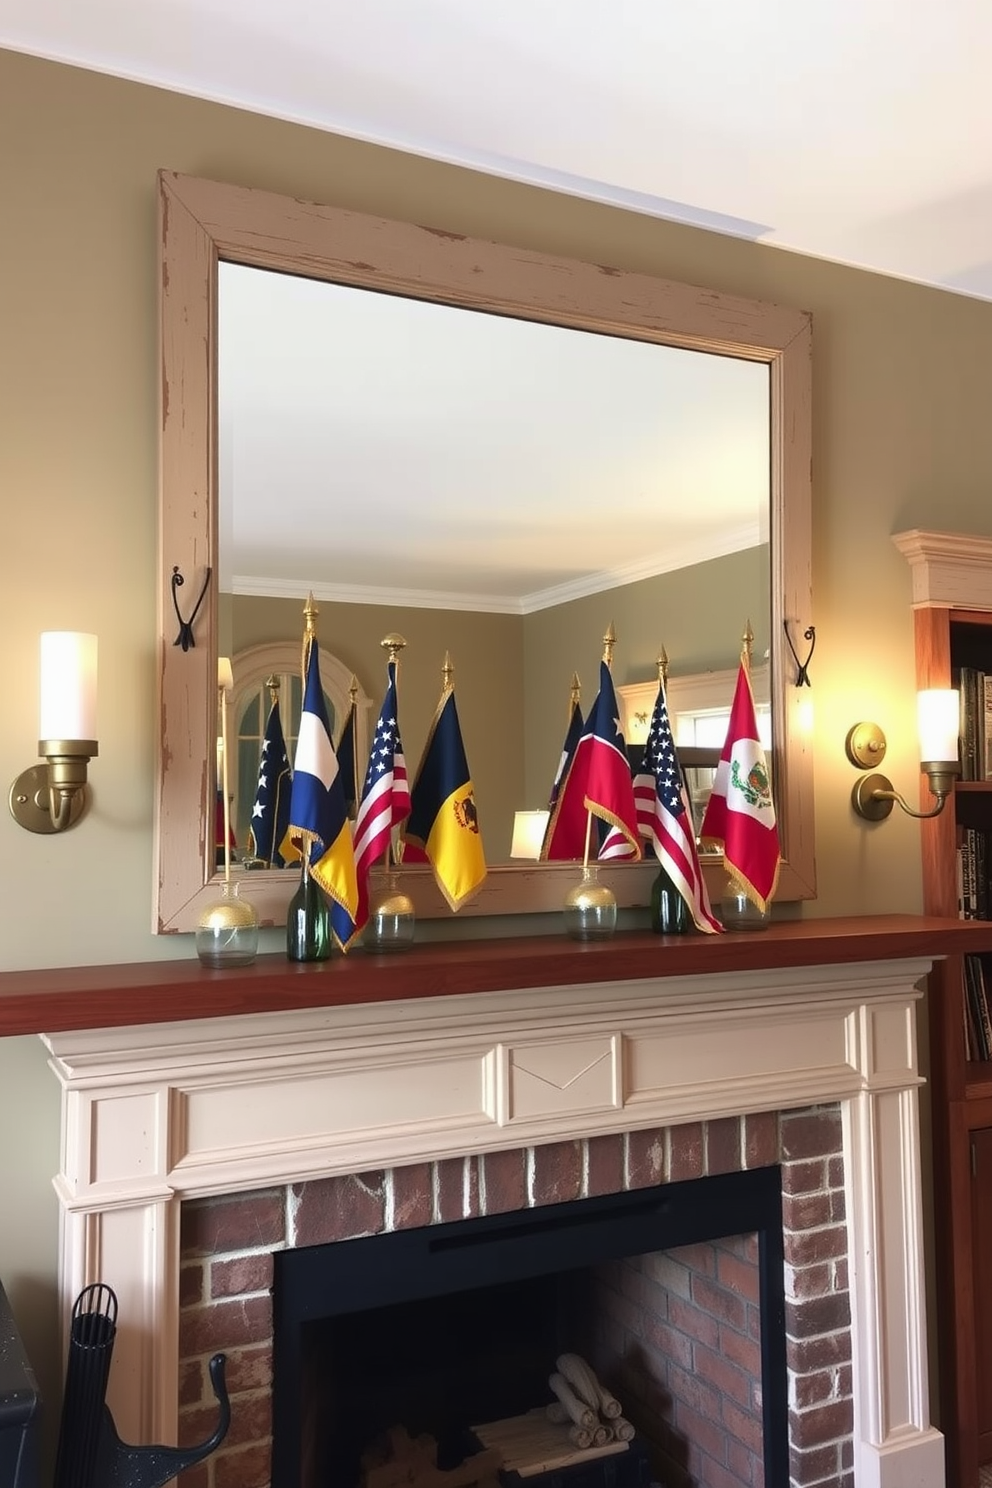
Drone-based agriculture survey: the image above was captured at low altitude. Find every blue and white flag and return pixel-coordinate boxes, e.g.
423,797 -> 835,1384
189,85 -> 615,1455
282,639 -> 359,950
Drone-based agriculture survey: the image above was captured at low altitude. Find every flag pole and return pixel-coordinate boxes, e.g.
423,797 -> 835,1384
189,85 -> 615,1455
302,591 -> 318,678
741,619 -> 754,672
582,621 -> 618,868
216,655 -> 236,883
569,671 -> 581,717
346,674 -> 359,811
219,667 -> 232,884
381,632 -> 407,869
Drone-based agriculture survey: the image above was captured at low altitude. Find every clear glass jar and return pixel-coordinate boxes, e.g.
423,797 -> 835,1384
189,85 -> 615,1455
720,877 -> 772,930
563,864 -> 618,941
195,880 -> 259,968
286,862 -> 332,962
362,869 -> 416,952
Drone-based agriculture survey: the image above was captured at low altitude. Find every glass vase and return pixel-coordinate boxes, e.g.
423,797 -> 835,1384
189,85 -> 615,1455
195,880 -> 259,968
720,876 -> 772,931
286,861 -> 332,962
650,863 -> 690,935
362,869 -> 416,952
563,864 -> 618,941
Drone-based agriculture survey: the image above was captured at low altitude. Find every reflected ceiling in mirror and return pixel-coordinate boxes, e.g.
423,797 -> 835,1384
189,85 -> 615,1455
218,263 -> 770,613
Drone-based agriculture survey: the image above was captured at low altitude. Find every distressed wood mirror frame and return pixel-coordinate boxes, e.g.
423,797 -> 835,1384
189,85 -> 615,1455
156,170 -> 814,934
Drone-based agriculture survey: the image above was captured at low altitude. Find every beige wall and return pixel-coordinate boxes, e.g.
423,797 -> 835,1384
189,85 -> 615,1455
2,45 -> 992,1435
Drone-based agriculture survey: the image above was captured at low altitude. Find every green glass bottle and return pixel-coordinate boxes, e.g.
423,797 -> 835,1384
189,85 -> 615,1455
650,863 -> 690,935
286,860 -> 332,961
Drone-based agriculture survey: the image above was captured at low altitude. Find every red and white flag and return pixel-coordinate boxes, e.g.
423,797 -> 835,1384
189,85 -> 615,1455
542,661 -> 641,862
700,662 -> 780,912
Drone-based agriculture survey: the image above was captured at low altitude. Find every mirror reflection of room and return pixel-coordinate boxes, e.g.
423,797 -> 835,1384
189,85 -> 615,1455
217,264 -> 771,864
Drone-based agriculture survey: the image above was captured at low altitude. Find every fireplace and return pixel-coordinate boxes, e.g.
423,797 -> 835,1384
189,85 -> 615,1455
176,1109 -> 840,1488
44,944 -> 944,1487
269,1166 -> 789,1488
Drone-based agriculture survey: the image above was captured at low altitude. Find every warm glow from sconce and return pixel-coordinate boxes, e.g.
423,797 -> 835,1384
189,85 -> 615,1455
9,632 -> 99,834
40,631 -> 98,741
848,689 -> 960,821
917,689 -> 959,765
510,809 -> 550,859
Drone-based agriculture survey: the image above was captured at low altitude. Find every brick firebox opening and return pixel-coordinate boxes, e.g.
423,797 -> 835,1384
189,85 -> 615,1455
177,1105 -> 852,1488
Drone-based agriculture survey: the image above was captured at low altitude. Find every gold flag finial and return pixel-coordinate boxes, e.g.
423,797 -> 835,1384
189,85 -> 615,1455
742,619 -> 754,671
302,592 -> 318,676
265,673 -> 280,706
442,650 -> 453,690
657,647 -> 669,686
569,671 -> 581,711
348,674 -> 359,705
603,622 -> 617,669
381,632 -> 407,665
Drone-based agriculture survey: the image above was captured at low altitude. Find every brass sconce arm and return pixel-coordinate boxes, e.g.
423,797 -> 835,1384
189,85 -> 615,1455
851,766 -> 957,822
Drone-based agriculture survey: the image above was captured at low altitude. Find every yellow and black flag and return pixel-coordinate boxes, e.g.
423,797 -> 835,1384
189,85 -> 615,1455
401,663 -> 486,911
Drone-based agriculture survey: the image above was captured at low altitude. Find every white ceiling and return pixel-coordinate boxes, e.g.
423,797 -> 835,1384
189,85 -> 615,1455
6,2 -> 990,606
6,0 -> 992,301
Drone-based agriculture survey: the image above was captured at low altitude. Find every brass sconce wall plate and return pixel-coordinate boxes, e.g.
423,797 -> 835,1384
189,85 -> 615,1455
9,742 -> 98,833
851,771 -> 895,821
845,722 -> 887,770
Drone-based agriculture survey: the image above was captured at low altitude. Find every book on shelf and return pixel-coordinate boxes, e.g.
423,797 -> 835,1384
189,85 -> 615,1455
959,667 -> 978,782
964,955 -> 992,1062
956,667 -> 992,783
957,826 -> 992,921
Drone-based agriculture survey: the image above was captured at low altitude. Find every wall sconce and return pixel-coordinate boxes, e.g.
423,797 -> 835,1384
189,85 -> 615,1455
9,633 -> 98,833
848,689 -> 959,820
510,809 -> 550,859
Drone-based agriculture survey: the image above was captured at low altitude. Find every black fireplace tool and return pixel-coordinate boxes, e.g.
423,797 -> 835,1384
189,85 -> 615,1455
53,1283 -> 230,1488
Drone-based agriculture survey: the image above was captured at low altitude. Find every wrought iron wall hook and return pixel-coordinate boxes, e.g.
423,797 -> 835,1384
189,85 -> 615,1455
171,565 -> 211,651
784,621 -> 816,687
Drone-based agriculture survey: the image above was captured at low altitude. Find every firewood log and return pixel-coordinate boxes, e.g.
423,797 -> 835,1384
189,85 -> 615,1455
548,1372 -> 596,1430
556,1353 -> 622,1419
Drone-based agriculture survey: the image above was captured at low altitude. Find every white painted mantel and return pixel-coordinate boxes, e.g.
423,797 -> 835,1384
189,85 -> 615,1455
45,953 -> 941,1488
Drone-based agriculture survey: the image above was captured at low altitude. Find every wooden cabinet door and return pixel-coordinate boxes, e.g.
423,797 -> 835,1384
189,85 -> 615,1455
972,1126 -> 992,1460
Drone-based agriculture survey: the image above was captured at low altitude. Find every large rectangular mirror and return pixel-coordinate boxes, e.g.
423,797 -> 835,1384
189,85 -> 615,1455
157,171 -> 813,934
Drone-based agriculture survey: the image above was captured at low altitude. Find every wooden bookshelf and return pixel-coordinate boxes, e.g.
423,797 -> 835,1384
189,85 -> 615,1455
912,588 -> 992,1487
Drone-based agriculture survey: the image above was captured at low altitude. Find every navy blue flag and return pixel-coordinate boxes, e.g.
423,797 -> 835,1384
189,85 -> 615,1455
336,696 -> 359,820
248,696 -> 291,867
548,699 -> 584,813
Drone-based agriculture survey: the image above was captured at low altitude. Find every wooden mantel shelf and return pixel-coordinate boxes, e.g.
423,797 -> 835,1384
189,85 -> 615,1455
2,915 -> 991,1038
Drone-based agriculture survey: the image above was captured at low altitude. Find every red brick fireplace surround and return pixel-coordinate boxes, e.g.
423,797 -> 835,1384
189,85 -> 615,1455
176,1107 -> 849,1488
10,916 -> 991,1488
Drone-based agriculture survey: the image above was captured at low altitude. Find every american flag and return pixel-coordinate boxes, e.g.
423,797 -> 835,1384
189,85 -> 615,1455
353,659 -> 411,929
634,681 -> 723,933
